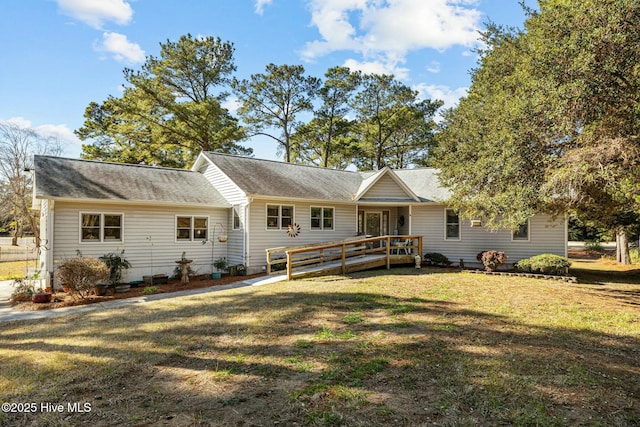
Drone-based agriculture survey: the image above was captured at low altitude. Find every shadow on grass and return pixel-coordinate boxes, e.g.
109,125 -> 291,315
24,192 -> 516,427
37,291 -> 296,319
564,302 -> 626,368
0,276 -> 639,426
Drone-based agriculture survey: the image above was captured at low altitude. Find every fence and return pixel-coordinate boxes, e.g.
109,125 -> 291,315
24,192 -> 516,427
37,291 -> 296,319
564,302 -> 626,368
0,243 -> 38,262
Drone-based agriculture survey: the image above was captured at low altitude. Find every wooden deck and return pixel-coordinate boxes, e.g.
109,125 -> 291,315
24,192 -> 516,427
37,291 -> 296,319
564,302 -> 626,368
266,235 -> 422,280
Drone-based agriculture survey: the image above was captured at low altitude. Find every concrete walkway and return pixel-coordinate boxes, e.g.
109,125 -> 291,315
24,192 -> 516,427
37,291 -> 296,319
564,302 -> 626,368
0,274 -> 287,323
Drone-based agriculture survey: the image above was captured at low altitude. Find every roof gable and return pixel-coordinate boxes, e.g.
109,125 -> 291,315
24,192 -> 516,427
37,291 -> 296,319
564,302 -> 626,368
355,168 -> 420,202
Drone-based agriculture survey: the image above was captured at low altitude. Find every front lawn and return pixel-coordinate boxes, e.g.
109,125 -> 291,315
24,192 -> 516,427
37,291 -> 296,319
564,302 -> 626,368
0,266 -> 638,426
0,260 -> 31,280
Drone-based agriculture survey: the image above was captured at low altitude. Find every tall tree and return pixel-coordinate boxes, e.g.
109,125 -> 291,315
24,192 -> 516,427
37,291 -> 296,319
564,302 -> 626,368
232,64 -> 320,163
351,74 -> 442,170
77,34 -> 249,168
293,67 -> 361,168
435,1 -> 640,263
0,123 -> 62,247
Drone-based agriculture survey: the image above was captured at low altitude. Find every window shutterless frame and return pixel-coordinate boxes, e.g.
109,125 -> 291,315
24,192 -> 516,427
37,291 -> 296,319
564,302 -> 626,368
512,220 -> 530,241
266,204 -> 294,230
310,206 -> 334,231
79,212 -> 124,243
444,208 -> 461,241
175,215 -> 209,242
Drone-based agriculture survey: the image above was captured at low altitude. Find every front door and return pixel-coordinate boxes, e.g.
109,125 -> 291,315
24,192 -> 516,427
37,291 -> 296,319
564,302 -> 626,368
365,212 -> 382,237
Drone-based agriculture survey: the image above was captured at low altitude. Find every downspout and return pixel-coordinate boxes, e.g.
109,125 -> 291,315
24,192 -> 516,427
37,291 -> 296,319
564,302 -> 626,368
564,212 -> 568,258
245,196 -> 252,270
47,200 -> 55,288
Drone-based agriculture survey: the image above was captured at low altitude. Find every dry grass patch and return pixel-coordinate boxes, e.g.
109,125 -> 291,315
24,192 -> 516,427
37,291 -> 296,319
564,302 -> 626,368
0,266 -> 639,426
0,260 -> 31,280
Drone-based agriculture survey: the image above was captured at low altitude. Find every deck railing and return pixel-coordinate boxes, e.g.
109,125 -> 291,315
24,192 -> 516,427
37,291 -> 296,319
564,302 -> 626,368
266,235 -> 422,279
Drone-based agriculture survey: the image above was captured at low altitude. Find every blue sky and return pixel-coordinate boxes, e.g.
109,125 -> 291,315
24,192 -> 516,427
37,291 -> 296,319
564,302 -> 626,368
0,0 -> 535,162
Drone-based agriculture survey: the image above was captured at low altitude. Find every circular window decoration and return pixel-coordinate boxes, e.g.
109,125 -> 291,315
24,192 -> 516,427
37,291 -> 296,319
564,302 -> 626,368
287,223 -> 301,238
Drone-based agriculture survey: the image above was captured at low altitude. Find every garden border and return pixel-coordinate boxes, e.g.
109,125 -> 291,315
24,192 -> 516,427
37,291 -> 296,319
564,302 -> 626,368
467,269 -> 578,283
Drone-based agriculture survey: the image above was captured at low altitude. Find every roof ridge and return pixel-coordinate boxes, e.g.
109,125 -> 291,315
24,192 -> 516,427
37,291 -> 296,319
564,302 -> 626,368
204,152 -> 359,174
35,155 -> 196,173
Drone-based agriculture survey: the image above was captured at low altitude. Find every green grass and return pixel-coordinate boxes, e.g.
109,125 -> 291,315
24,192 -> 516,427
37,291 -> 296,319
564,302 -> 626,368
0,265 -> 638,426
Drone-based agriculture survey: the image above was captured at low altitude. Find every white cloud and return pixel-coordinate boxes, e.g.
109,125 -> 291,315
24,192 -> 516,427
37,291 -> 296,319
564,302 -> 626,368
343,58 -> 409,79
2,117 -> 82,151
56,0 -> 133,29
222,96 -> 241,114
254,0 -> 273,15
4,117 -> 33,128
302,0 -> 482,74
426,61 -> 441,73
35,124 -> 83,147
414,83 -> 468,110
94,32 -> 145,63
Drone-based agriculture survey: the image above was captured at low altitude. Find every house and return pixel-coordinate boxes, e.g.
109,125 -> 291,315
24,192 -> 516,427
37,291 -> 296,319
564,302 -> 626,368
33,153 -> 567,285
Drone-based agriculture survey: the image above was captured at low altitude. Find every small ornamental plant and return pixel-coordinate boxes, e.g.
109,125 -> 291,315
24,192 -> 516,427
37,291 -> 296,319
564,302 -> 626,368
515,254 -> 571,275
476,250 -> 507,272
99,250 -> 132,285
56,257 -> 110,299
423,252 -> 452,267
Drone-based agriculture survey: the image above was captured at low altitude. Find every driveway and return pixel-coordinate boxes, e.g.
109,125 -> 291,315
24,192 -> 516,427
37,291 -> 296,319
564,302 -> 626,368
0,280 -> 14,312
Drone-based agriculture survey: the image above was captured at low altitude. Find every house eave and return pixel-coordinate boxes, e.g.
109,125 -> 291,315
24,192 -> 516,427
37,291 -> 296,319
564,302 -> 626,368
35,196 -> 230,209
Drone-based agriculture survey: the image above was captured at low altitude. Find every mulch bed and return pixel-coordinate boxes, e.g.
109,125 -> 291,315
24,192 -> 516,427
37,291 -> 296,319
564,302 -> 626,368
13,273 -> 265,311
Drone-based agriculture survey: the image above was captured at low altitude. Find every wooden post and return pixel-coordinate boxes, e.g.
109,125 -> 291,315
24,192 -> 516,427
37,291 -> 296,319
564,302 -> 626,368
341,243 -> 347,273
418,236 -> 423,258
386,236 -> 390,269
266,250 -> 272,275
286,252 -> 292,280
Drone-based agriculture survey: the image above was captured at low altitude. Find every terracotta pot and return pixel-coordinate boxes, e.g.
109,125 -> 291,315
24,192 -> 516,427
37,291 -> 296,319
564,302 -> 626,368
32,292 -> 52,303
94,284 -> 109,296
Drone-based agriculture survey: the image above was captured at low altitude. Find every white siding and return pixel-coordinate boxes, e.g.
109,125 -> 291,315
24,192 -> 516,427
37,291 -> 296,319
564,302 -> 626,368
247,199 -> 357,271
361,174 -> 410,199
411,205 -> 566,264
52,201 -> 228,283
200,162 -> 248,266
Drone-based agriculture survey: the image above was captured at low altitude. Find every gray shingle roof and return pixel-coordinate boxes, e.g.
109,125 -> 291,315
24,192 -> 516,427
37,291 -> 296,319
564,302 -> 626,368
34,156 -> 229,206
202,152 -> 363,200
203,152 -> 451,203
394,168 -> 451,202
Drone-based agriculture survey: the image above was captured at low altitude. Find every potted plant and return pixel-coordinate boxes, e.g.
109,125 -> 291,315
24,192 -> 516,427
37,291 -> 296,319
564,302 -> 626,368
99,250 -> 132,291
212,257 -> 228,279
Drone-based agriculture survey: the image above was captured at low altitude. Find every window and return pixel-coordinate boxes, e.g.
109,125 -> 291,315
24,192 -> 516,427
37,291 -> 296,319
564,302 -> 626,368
311,207 -> 334,230
445,209 -> 460,240
266,205 -> 294,230
232,206 -> 241,230
81,213 -> 123,242
512,220 -> 529,241
176,216 -> 208,241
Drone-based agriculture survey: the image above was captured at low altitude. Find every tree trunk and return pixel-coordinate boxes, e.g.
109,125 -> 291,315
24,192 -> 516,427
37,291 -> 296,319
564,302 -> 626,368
616,227 -> 630,265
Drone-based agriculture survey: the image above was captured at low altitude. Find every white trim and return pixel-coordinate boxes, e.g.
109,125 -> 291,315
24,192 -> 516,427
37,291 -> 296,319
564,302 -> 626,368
174,214 -> 210,242
265,203 -> 295,231
354,168 -> 421,202
310,206 -> 335,231
444,208 -> 461,241
511,220 -> 530,242
79,211 -> 124,244
40,196 -> 228,209
232,205 -> 241,230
